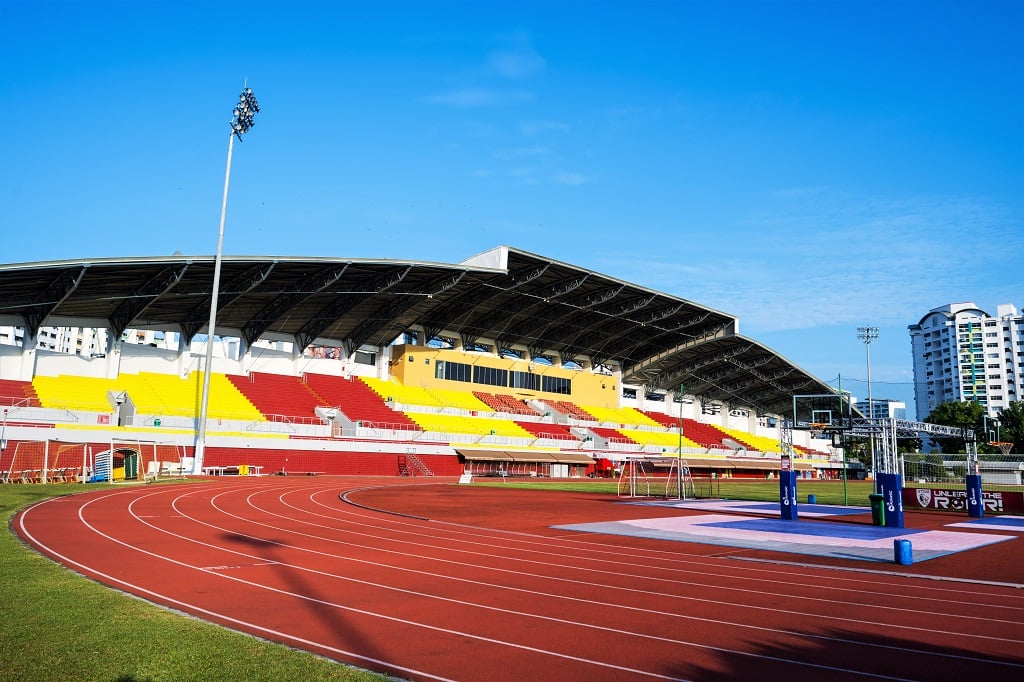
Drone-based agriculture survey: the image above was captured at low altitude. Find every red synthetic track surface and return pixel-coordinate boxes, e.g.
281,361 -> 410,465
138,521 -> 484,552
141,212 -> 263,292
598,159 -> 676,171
13,477 -> 1024,681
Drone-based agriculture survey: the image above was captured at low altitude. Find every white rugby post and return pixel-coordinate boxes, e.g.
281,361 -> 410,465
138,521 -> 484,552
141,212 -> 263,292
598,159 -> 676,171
676,382 -> 684,500
194,87 -> 260,475
1,407 -> 8,457
857,325 -> 879,490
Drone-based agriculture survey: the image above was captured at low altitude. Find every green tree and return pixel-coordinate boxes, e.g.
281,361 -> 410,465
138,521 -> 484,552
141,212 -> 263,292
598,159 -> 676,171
925,400 -> 986,453
996,401 -> 1024,453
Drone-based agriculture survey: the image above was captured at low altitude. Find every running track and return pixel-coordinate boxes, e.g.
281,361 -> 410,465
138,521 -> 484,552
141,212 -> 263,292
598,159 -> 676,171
14,477 -> 1024,681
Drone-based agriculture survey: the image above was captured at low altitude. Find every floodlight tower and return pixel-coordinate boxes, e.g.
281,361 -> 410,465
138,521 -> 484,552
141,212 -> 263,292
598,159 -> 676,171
857,325 -> 879,485
194,87 -> 260,475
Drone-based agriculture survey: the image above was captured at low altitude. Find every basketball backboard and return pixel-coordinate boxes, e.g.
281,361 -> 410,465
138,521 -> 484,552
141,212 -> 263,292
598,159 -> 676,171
792,393 -> 853,430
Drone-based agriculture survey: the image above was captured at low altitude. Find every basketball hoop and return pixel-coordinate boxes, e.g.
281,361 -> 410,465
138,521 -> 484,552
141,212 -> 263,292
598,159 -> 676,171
990,442 -> 1014,456
809,422 -> 830,439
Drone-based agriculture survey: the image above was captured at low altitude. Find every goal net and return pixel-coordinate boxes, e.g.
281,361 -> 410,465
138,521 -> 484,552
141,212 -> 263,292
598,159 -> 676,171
1,440 -> 88,483
903,453 -> 1024,492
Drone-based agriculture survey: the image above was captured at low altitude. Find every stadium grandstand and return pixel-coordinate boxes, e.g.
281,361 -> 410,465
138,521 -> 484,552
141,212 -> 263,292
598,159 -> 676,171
0,246 -> 845,483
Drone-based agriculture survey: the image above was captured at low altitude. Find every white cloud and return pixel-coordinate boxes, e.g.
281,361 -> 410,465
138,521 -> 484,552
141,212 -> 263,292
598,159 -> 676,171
519,119 -> 569,136
554,171 -> 591,186
602,189 -> 1022,335
425,88 -> 534,108
492,145 -> 550,160
487,33 -> 546,79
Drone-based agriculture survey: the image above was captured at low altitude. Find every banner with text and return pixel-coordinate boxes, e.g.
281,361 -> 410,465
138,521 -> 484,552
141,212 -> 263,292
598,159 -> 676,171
902,488 -> 1024,514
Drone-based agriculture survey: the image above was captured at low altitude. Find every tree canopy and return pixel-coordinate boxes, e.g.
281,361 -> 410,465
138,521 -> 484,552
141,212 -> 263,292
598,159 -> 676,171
924,400 -> 1024,454
995,401 -> 1024,453
925,400 -> 986,453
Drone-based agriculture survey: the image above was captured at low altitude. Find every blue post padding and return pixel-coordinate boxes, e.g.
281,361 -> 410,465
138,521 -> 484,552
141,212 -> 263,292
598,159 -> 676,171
779,470 -> 798,520
876,473 -> 904,528
894,538 -> 913,565
966,474 -> 984,518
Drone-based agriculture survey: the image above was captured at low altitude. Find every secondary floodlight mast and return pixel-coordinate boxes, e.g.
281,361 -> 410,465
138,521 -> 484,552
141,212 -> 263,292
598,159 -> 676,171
857,325 -> 879,488
194,87 -> 260,476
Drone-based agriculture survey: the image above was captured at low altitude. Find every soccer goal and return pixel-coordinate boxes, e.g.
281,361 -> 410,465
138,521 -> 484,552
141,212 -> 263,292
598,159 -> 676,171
903,453 -> 1024,491
617,456 -> 698,499
1,440 -> 88,483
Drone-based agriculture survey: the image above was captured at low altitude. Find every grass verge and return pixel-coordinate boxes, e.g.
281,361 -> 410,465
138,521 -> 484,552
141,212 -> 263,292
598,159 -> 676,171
0,483 -> 386,682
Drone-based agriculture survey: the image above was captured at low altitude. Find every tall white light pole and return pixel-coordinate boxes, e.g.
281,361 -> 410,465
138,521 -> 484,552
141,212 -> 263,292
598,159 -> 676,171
194,87 -> 260,475
857,325 -> 879,485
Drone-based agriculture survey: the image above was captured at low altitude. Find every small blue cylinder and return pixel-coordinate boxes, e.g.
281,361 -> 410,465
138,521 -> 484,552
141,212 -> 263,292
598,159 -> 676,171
894,539 -> 913,565
807,494 -> 817,504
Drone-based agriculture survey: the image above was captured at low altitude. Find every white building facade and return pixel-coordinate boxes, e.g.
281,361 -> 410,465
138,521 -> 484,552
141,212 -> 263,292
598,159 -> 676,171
854,398 -> 906,421
909,302 -> 1024,421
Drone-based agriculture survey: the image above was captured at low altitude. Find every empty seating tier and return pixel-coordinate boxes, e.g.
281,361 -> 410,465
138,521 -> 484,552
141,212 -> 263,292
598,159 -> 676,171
717,425 -> 782,453
0,379 -> 38,407
514,420 -> 578,441
546,400 -> 596,421
33,375 -> 120,412
582,405 -> 662,428
303,374 -> 419,430
588,426 -> 638,445
228,372 -> 326,421
619,428 -> 703,450
405,412 -> 534,439
473,392 -> 537,416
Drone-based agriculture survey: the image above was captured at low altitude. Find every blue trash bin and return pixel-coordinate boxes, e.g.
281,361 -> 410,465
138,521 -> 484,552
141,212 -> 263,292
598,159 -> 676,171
894,539 -> 913,565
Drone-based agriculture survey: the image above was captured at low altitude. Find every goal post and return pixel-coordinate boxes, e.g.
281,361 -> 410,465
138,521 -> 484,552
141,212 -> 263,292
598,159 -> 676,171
2,440 -> 89,483
617,456 -> 699,499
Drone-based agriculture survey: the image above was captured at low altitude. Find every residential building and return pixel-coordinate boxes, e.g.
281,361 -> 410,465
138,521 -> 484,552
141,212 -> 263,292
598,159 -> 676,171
908,302 -> 1023,421
854,398 -> 906,421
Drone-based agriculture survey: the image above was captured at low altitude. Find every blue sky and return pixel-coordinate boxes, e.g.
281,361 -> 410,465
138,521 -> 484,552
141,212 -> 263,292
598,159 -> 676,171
2,1 -> 1022,416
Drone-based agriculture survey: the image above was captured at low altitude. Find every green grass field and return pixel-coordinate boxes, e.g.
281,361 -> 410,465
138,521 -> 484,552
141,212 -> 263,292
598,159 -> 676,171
476,476 -> 878,506
0,483 -> 386,682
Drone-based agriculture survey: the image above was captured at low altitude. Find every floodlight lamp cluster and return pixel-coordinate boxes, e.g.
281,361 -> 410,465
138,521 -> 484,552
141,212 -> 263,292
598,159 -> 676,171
230,87 -> 260,139
857,325 -> 879,344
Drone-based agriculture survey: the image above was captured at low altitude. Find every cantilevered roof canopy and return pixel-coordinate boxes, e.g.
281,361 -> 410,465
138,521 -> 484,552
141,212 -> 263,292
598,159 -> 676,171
0,245 -> 835,416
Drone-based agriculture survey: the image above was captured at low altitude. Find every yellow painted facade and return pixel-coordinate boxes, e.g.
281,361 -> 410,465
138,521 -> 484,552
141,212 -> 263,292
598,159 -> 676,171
388,345 -> 620,408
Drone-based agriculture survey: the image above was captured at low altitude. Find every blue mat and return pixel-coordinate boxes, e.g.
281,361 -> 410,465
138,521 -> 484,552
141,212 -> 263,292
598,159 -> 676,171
628,499 -> 866,517
948,516 -> 1024,531
554,513 -> 1014,563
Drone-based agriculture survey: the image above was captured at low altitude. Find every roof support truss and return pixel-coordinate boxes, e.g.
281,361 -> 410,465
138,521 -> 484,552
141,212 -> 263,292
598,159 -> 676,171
109,264 -> 189,339
344,271 -> 466,352
295,266 -> 411,352
180,262 -> 277,341
22,265 -> 89,339
240,263 -> 350,346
